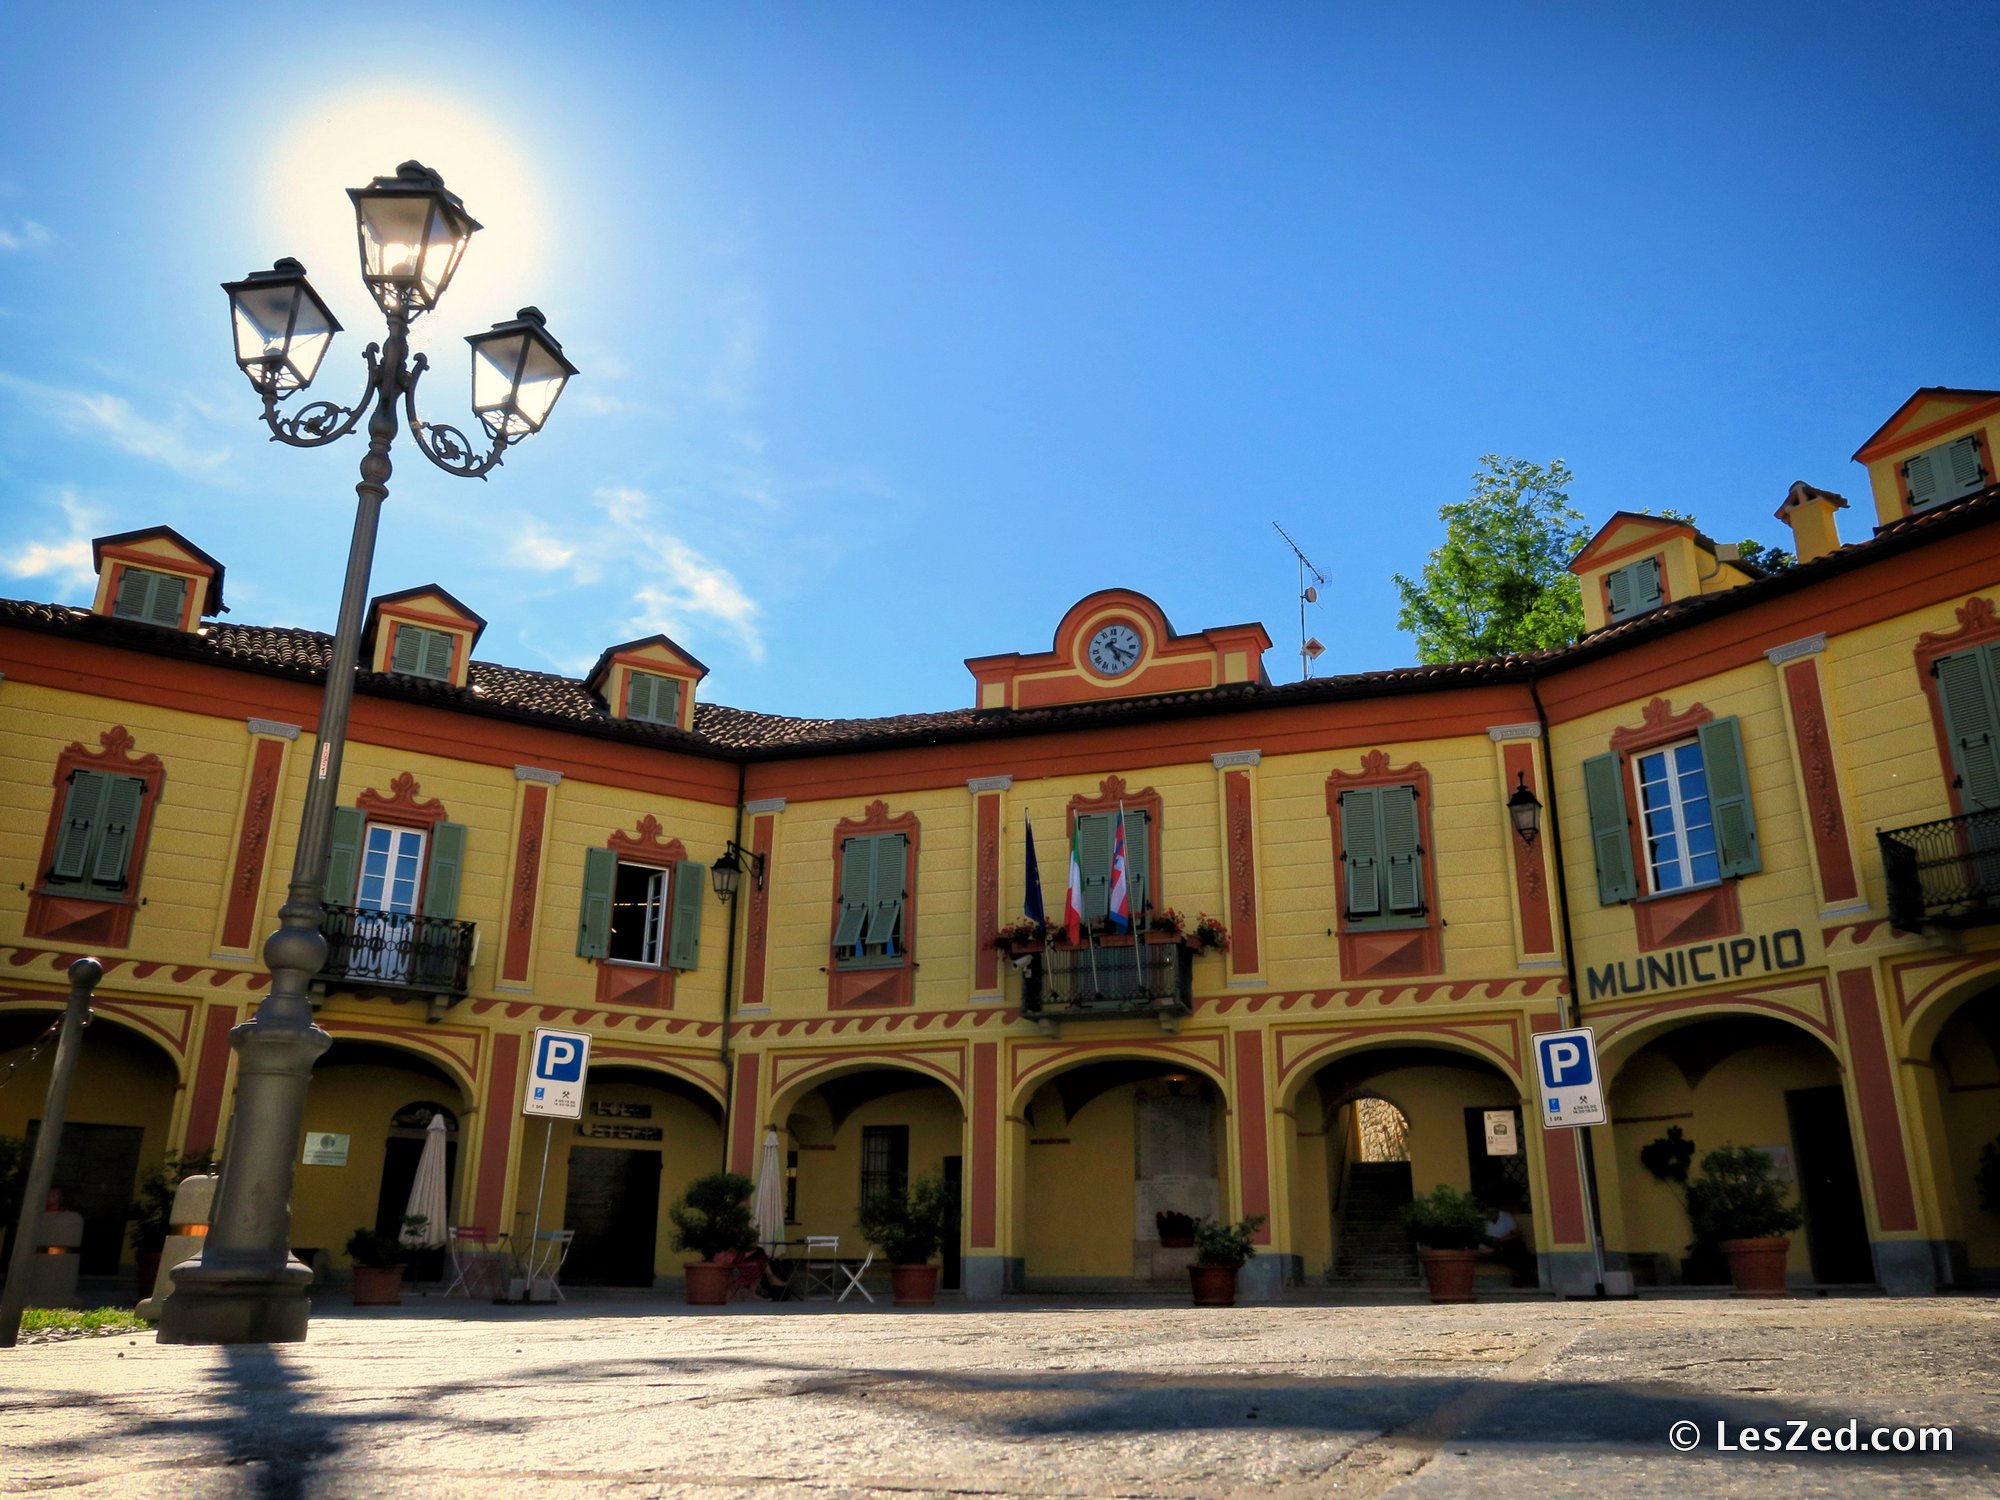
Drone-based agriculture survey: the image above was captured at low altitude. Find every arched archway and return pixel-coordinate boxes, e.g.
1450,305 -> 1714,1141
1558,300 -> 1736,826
0,1009 -> 183,1277
1602,1012 -> 1869,1287
298,1038 -> 473,1273
1283,1041 -> 1528,1290
1898,972 -> 2000,1284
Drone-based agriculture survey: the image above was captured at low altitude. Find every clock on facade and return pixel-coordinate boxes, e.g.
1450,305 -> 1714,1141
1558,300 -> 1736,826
1086,622 -> 1143,676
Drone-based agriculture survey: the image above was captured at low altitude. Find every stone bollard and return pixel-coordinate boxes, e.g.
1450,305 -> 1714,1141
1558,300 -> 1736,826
137,1175 -> 218,1323
17,1195 -> 85,1309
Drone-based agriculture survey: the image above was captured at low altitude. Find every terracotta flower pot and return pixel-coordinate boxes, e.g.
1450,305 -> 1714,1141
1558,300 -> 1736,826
684,1260 -> 733,1305
1721,1237 -> 1791,1298
1418,1249 -> 1479,1304
1189,1263 -> 1239,1306
134,1247 -> 162,1302
351,1265 -> 404,1306
890,1263 -> 939,1305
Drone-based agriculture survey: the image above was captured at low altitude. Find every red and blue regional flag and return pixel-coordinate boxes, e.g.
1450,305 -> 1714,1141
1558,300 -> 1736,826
1107,809 -> 1133,933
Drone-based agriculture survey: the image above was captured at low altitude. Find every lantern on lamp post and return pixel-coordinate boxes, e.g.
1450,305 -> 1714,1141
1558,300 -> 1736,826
160,163 -> 574,1347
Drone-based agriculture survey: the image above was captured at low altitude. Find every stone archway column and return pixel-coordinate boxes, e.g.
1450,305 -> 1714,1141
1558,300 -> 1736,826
1833,965 -> 1940,1293
1231,1029 -> 1290,1301
960,1039 -> 1018,1298
1527,1014 -> 1597,1293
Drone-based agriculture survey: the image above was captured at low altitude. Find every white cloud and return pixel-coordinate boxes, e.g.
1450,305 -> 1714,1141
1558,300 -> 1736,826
4,489 -> 101,590
0,220 -> 52,252
0,373 -> 230,479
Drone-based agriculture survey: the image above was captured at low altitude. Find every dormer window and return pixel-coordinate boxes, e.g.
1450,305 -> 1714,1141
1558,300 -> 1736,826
111,568 -> 190,628
625,671 -> 681,726
391,623 -> 455,681
1905,435 -> 1988,512
1606,558 -> 1663,622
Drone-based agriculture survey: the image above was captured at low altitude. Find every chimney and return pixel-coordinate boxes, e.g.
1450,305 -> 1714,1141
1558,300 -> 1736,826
1775,481 -> 1848,564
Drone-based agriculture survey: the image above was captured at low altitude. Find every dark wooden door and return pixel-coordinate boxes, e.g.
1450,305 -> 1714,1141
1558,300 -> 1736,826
941,1155 -> 963,1292
18,1120 -> 145,1275
562,1146 -> 662,1287
1786,1086 -> 1874,1284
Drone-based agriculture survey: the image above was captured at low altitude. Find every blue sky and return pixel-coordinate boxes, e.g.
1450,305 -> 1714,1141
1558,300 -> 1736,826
2,4 -> 1996,718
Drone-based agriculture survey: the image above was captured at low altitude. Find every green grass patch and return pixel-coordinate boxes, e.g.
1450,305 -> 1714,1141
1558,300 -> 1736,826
18,1307 -> 147,1336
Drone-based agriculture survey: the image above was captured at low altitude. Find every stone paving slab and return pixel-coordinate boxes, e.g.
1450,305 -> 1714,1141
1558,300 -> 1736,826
2,1296 -> 1996,1497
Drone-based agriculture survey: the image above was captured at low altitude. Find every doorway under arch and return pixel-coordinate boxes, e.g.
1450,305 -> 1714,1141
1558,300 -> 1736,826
1906,978 -> 2000,1284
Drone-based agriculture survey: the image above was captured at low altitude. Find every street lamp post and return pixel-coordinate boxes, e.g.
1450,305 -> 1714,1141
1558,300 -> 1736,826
159,161 -> 573,1344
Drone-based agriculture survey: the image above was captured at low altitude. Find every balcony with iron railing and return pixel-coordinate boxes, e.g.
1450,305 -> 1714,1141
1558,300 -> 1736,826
315,904 -> 477,1017
1879,810 -> 2000,932
1018,938 -> 1195,1031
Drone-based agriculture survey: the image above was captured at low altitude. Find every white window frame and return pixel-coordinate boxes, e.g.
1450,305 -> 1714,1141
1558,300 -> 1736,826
1631,737 -> 1719,893
357,823 -> 427,914
609,860 -> 668,966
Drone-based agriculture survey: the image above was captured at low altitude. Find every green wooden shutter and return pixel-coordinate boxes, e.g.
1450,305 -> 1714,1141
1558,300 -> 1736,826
657,678 -> 681,724
324,806 -> 365,906
422,821 -> 467,918
834,837 -> 872,951
1606,565 -> 1634,620
391,625 -> 425,674
90,775 -> 145,888
1906,451 -> 1940,508
1340,787 -> 1383,918
146,574 -> 187,627
1937,648 -> 2000,812
113,568 -> 154,622
1582,753 -> 1637,903
49,771 -> 109,882
1633,558 -> 1663,610
420,628 -> 454,681
1076,814 -> 1114,922
1381,785 -> 1424,914
866,834 -> 907,954
626,672 -> 657,721
1947,435 -> 1986,496
577,846 -> 616,958
666,859 -> 705,969
1697,717 -> 1761,877
1123,810 -> 1151,916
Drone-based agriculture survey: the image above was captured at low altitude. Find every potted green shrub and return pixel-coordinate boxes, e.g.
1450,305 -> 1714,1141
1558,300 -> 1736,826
1404,1184 -> 1486,1303
1189,1214 -> 1265,1305
128,1149 -> 216,1301
1685,1145 -> 1804,1297
345,1223 -> 414,1306
668,1170 -> 758,1305
858,1172 -> 959,1305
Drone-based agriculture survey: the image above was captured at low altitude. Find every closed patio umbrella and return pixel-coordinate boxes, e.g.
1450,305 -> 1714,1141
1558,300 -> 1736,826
402,1112 -> 450,1251
752,1127 -> 786,1252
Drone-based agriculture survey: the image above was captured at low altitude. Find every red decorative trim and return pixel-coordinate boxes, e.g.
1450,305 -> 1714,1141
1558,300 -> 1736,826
220,739 -> 286,950
970,1041 -> 998,1248
1914,597 -> 2000,823
1836,969 -> 1918,1232
1323,752 -> 1443,979
1503,743 -> 1555,956
26,726 -> 168,949
730,1051 -> 760,1173
596,962 -> 675,1008
1201,975 -> 1567,1016
1065,776 -> 1164,891
502,784 -> 549,983
735,1006 -> 1018,1039
742,813 -> 775,1009
974,792 -> 1001,991
473,1033 -> 521,1233
1782,658 -> 1860,904
1586,982 -> 1838,1052
828,800 -> 921,1009
182,1004 -> 238,1153
1632,881 -> 1742,951
1223,770 -> 1262,977
356,770 -> 449,830
1232,1029 -> 1271,1242
1608,696 -> 1714,755
607,814 -> 687,867
1531,1015 -> 1589,1245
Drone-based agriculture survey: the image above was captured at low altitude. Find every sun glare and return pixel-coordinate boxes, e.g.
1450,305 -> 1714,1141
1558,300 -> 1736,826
259,89 -> 549,355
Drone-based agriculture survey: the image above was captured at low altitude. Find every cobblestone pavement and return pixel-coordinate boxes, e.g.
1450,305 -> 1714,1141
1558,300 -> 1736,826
3,1295 -> 1997,1498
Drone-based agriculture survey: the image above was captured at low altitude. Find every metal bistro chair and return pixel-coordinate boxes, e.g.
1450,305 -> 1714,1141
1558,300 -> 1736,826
525,1228 -> 575,1303
835,1248 -> 875,1304
443,1225 -> 504,1299
802,1235 -> 843,1299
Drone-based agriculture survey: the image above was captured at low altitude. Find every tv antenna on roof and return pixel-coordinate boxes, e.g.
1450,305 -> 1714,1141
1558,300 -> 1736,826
1272,521 -> 1328,680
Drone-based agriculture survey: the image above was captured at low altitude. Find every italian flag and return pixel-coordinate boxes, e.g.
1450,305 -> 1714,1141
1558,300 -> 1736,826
1063,820 -> 1085,944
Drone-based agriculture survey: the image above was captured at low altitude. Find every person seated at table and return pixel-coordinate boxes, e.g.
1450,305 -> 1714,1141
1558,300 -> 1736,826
1476,1199 -> 1534,1287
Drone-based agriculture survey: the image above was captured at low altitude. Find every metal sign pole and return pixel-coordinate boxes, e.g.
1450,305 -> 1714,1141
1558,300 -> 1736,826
0,959 -> 102,1348
524,1118 -> 554,1301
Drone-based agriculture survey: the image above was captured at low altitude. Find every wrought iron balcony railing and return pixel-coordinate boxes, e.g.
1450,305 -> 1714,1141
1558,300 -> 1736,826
1020,939 -> 1195,1022
1879,811 -> 2000,931
317,904 -> 477,1000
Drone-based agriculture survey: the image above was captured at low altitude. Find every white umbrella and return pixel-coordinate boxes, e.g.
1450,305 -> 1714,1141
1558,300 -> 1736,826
751,1127 -> 786,1252
402,1112 -> 450,1250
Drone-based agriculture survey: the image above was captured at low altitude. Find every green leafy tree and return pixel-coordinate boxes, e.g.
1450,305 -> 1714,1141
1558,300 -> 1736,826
1646,508 -> 1794,574
1394,457 -> 1590,663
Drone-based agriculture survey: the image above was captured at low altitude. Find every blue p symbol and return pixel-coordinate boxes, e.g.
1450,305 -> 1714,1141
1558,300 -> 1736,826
1539,1037 -> 1590,1087
539,1037 -> 582,1082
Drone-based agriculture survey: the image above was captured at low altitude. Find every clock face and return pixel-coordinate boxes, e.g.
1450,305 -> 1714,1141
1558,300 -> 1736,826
1086,622 -> 1143,677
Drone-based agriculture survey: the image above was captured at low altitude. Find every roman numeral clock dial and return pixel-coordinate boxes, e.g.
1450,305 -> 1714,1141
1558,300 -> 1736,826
1087,623 -> 1142,677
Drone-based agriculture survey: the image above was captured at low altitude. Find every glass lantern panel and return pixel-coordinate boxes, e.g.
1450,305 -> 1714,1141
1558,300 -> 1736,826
470,332 -> 529,432
414,200 -> 469,307
510,339 -> 571,431
356,194 -> 433,289
230,283 -> 299,369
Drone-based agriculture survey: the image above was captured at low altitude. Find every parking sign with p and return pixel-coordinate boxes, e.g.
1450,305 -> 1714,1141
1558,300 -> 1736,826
1535,1026 -> 1606,1129
523,1026 -> 591,1119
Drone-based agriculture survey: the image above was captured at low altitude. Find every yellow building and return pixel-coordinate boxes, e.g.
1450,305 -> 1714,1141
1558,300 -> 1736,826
4,386 -> 2000,1300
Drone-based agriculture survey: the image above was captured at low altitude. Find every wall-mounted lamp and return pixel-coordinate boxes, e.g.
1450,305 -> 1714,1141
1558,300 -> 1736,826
710,839 -> 766,900
1507,772 -> 1543,845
